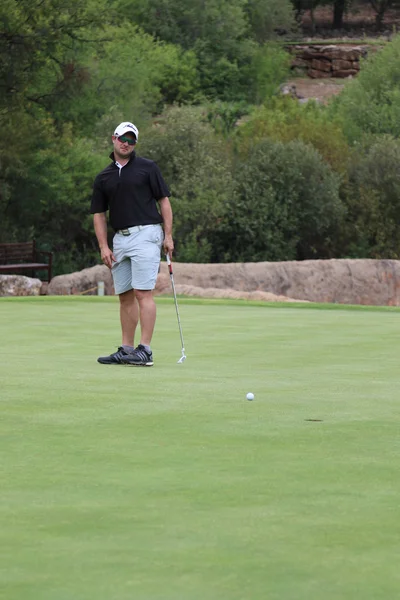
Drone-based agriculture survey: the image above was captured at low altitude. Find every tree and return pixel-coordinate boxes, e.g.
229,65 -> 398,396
0,0 -> 111,115
118,0 -> 248,53
245,0 -> 296,42
0,0 -> 203,265
369,0 -> 393,29
1,121 -> 106,271
0,0 -> 114,249
333,0 -> 348,29
291,0 -> 335,33
118,0 -> 295,100
55,24 -> 200,131
291,0 -> 356,31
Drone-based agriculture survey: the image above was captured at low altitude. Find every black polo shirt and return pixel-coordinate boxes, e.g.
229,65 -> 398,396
91,152 -> 170,230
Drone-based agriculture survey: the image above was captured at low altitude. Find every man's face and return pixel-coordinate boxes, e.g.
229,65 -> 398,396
112,131 -> 136,159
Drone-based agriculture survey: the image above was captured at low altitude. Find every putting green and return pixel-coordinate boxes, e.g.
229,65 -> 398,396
1,297 -> 400,600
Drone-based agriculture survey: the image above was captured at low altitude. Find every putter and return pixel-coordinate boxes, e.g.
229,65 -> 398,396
166,252 -> 187,363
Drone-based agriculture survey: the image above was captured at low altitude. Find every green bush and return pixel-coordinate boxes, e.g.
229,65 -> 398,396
330,34 -> 400,142
3,123 -> 106,274
245,0 -> 296,43
51,24 -> 201,131
206,101 -> 252,136
236,97 -> 351,174
194,40 -> 292,103
246,44 -> 292,104
340,136 -> 400,258
212,138 -> 344,262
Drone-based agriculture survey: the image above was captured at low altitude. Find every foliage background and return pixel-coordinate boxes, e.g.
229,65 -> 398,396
1,0 -> 400,273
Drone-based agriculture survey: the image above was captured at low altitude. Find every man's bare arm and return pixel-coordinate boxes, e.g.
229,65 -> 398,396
93,212 -> 116,269
158,197 -> 174,255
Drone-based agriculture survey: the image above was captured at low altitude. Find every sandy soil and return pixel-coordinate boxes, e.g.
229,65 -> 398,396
286,77 -> 346,103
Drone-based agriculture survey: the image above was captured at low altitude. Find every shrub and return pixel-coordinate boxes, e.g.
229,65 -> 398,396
206,100 -> 252,136
212,138 -> 344,262
246,43 -> 292,103
245,0 -> 296,43
235,97 -> 351,174
340,136 -> 400,258
330,35 -> 400,142
9,125 -> 106,274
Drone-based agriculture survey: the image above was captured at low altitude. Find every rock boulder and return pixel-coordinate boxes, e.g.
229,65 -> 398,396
47,264 -> 114,295
0,275 -> 43,296
287,44 -> 373,79
31,258 -> 400,306
156,259 -> 400,306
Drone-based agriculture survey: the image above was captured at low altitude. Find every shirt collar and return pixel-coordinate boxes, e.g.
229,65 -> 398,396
109,150 -> 136,164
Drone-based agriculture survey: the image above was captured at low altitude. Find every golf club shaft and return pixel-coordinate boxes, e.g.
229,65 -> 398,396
166,253 -> 185,352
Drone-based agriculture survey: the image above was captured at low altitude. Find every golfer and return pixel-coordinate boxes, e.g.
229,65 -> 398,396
91,121 -> 174,366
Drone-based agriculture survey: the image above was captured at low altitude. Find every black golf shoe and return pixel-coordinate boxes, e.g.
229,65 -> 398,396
97,346 -> 132,365
121,344 -> 154,367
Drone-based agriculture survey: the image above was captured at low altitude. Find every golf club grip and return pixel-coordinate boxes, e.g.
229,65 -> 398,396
166,252 -> 173,275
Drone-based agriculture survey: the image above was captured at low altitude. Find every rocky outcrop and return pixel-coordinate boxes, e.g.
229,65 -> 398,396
7,259 -> 400,306
287,44 -> 376,78
156,259 -> 400,306
0,274 -> 43,296
47,264 -> 114,295
155,271 -> 305,301
159,283 -> 308,303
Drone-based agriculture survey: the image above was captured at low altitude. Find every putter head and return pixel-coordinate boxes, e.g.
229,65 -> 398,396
177,354 -> 187,364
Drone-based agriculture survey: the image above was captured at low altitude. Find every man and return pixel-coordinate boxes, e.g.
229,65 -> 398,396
91,121 -> 174,366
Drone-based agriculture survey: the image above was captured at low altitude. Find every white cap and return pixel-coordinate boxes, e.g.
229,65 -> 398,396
114,121 -> 139,140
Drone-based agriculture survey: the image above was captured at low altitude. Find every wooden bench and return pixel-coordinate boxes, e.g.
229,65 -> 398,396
0,241 -> 53,282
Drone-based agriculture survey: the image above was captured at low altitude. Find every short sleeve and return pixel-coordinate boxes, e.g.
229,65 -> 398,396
149,163 -> 170,200
90,175 -> 109,214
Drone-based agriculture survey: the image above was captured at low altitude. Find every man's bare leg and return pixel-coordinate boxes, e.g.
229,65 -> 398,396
119,289 -> 139,347
134,289 -> 156,346
97,290 -> 139,364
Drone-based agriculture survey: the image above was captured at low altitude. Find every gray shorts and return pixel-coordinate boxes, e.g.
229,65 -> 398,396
111,224 -> 164,294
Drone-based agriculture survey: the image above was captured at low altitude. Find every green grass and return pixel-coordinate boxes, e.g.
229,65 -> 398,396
1,297 -> 400,600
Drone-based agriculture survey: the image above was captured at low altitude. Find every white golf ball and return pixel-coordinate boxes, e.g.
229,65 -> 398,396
246,392 -> 255,401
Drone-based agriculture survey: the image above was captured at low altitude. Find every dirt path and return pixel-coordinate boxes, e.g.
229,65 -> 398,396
286,77 -> 347,104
